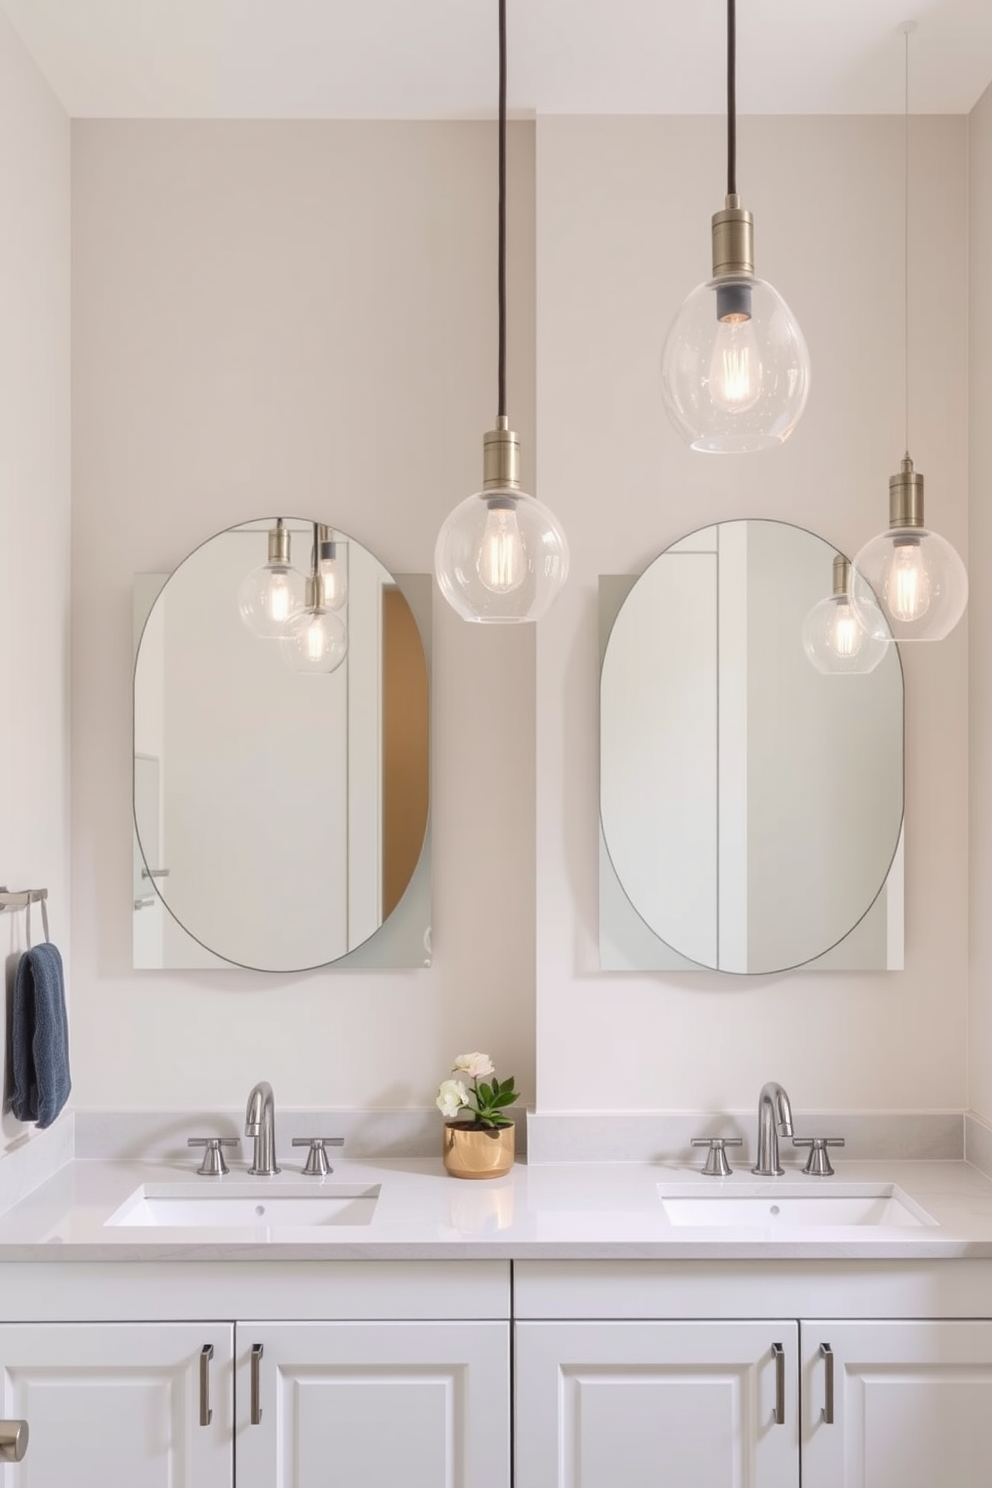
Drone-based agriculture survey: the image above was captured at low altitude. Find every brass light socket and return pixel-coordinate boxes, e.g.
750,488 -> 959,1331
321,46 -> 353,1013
889,454 -> 925,529
304,575 -> 322,610
483,415 -> 521,492
267,520 -> 291,566
832,555 -> 852,598
711,194 -> 755,280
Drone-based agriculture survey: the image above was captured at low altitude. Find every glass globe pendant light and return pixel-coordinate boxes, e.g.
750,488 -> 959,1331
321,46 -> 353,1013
661,0 -> 810,453
849,23 -> 967,644
282,523 -> 348,675
802,555 -> 888,675
238,518 -> 305,637
434,0 -> 569,623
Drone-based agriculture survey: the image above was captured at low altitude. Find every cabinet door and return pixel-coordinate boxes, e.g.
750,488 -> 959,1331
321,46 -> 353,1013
801,1319 -> 992,1488
515,1319 -> 799,1488
235,1320 -> 509,1488
0,1321 -> 233,1487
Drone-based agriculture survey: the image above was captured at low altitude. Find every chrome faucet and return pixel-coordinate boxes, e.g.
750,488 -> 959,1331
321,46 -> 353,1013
753,1081 -> 794,1177
245,1081 -> 280,1176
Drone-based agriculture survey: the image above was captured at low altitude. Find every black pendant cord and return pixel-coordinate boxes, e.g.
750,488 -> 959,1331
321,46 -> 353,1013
497,0 -> 507,419
726,0 -> 737,197
903,25 -> 910,455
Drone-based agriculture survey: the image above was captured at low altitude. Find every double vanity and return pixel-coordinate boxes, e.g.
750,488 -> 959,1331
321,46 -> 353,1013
0,1102 -> 991,1487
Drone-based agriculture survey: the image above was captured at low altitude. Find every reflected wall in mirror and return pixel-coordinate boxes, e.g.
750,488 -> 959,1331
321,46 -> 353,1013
600,519 -> 904,975
133,518 -> 430,973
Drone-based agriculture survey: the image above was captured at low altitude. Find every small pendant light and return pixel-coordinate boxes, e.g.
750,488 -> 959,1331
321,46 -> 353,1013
661,0 -> 810,453
434,0 -> 569,623
283,522 -> 348,674
238,518 -> 305,638
802,554 -> 888,675
849,23 -> 967,643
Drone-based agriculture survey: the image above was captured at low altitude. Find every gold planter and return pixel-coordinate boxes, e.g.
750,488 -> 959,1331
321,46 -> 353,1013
442,1122 -> 515,1180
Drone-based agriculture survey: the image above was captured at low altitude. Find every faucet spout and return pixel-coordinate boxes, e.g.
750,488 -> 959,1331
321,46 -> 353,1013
752,1081 -> 794,1177
245,1080 -> 280,1176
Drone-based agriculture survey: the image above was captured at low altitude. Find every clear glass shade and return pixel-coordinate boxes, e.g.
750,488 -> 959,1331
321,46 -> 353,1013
282,606 -> 348,674
238,562 -> 305,638
850,527 -> 968,643
434,487 -> 570,623
661,274 -> 810,453
801,593 -> 889,675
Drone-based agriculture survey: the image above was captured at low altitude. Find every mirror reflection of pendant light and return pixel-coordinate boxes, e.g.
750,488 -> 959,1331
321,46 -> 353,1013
434,0 -> 569,623
802,555 -> 888,675
283,523 -> 348,674
850,24 -> 967,643
318,528 -> 348,611
661,0 -> 810,453
238,518 -> 305,637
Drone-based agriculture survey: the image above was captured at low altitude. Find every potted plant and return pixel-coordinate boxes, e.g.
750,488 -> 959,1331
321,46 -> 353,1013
436,1052 -> 518,1180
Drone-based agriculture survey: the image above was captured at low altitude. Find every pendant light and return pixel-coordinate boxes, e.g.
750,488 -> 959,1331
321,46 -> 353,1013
661,0 -> 810,453
238,518 -> 305,638
434,0 -> 569,623
849,23 -> 967,643
802,555 -> 888,675
283,522 -> 348,674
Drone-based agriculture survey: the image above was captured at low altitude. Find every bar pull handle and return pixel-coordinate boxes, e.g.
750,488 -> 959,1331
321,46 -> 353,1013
0,1420 -> 28,1462
820,1342 -> 835,1424
772,1343 -> 785,1425
199,1344 -> 214,1426
250,1343 -> 264,1425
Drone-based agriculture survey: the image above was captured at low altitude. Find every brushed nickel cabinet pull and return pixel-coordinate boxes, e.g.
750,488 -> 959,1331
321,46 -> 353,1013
250,1343 -> 264,1425
820,1342 -> 835,1424
0,1420 -> 28,1462
772,1343 -> 785,1425
199,1344 -> 214,1426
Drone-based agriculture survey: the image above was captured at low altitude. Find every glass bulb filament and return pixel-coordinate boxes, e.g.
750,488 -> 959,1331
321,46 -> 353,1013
828,599 -> 863,658
266,569 -> 296,624
709,315 -> 762,413
886,538 -> 931,622
477,499 -> 526,594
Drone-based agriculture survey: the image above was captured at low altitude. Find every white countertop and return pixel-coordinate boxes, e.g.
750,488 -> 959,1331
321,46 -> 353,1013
3,1156 -> 992,1261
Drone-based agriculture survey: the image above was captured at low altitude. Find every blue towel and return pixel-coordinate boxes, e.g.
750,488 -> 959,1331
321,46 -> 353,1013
11,942 -> 71,1128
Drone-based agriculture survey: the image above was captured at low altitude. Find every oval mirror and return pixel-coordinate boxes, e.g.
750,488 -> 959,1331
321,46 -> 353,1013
133,518 -> 430,972
600,519 -> 904,974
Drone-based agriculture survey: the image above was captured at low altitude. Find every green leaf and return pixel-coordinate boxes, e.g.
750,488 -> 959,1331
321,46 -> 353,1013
477,1082 -> 493,1108
491,1091 -> 516,1108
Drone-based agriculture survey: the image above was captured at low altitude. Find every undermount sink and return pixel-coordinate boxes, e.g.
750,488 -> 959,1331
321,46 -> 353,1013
657,1182 -> 936,1229
105,1183 -> 380,1230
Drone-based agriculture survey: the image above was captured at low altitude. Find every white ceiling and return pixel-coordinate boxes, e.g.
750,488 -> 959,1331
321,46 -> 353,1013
2,0 -> 992,120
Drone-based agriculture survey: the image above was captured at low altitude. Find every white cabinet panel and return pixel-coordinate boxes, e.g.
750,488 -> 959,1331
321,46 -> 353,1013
515,1320 -> 798,1488
801,1320 -> 992,1488
236,1320 -> 509,1488
0,1321 -> 233,1488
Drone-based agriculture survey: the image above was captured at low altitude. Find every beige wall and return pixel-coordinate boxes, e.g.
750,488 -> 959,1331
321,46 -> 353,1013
70,122 -> 537,1110
969,82 -> 992,1125
70,111 -> 975,1121
0,11 -> 71,1147
535,115 -> 969,1112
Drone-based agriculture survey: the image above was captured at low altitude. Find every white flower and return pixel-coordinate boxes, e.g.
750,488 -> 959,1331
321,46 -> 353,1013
452,1052 -> 495,1080
436,1079 -> 469,1119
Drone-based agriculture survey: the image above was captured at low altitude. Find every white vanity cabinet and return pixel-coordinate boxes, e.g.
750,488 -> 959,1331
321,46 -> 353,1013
0,1321 -> 234,1487
0,1260 -> 511,1488
514,1261 -> 992,1488
515,1319 -> 799,1488
800,1320 -> 992,1488
236,1320 -> 509,1488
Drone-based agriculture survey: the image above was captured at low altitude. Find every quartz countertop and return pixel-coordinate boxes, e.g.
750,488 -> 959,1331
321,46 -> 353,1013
2,1156 -> 992,1260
